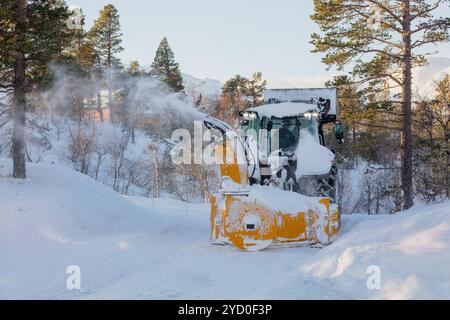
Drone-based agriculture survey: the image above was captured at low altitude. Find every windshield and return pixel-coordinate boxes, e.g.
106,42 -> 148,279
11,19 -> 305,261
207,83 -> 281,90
299,118 -> 320,142
268,118 -> 299,152
268,117 -> 320,153
240,117 -> 259,135
240,115 -> 319,155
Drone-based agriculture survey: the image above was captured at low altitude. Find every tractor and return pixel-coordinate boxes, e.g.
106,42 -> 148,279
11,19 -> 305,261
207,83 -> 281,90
204,88 -> 344,251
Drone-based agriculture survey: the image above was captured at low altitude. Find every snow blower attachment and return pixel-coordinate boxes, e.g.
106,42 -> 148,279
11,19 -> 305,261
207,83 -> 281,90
206,88 -> 343,251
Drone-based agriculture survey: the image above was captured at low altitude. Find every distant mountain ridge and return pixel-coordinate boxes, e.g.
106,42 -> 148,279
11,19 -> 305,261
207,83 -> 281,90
182,73 -> 223,99
134,64 -> 223,99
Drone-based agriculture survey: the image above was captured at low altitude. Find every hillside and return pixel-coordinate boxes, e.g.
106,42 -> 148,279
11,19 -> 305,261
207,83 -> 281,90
182,73 -> 223,99
0,159 -> 449,299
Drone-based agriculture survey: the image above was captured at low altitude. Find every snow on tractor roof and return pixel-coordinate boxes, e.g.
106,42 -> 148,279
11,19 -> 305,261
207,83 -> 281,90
245,102 -> 319,118
264,88 -> 338,116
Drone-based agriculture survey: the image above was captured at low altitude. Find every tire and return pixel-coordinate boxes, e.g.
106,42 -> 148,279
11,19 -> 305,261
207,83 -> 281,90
296,162 -> 338,203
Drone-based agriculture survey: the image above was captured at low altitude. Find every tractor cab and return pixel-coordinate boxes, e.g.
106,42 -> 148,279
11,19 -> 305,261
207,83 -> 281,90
238,88 -> 343,201
239,102 -> 322,186
240,108 -> 321,152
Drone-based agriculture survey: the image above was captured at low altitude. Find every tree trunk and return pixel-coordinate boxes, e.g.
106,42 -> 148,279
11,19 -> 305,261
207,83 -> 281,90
401,0 -> 414,210
12,0 -> 27,179
151,145 -> 160,198
107,31 -> 113,122
108,78 -> 113,122
446,127 -> 449,199
96,91 -> 104,121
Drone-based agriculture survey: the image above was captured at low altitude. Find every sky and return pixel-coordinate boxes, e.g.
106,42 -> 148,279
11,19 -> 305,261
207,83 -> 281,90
71,0 -> 450,88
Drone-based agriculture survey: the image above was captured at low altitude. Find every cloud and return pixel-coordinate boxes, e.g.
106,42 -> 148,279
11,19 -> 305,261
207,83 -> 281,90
413,57 -> 450,98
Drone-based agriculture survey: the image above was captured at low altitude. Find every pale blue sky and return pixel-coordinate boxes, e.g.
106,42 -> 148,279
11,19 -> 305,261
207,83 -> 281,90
71,0 -> 450,87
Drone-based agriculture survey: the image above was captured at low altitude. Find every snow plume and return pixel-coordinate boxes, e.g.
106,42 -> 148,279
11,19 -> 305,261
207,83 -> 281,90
124,74 -> 206,122
0,62 -> 219,200
42,62 -> 206,126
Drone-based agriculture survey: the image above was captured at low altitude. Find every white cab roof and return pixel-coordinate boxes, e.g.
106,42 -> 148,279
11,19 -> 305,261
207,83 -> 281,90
245,102 -> 319,118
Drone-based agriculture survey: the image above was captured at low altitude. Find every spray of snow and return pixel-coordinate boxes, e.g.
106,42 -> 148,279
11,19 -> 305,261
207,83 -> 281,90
43,63 -> 206,124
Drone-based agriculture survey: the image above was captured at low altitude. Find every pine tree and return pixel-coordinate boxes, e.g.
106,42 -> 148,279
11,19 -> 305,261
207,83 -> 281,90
247,72 -> 267,107
56,7 -> 98,121
88,4 -> 123,119
222,74 -> 249,113
150,37 -> 184,92
65,8 -> 96,71
311,0 -> 450,210
414,76 -> 450,200
0,0 -> 71,178
88,4 -> 123,68
127,60 -> 141,76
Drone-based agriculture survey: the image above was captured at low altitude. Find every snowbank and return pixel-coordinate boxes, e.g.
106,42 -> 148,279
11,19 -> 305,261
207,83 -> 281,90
0,159 -> 158,299
299,201 -> 450,299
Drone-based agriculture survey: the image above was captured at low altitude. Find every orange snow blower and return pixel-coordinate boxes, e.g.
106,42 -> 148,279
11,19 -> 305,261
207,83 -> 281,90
205,88 -> 344,251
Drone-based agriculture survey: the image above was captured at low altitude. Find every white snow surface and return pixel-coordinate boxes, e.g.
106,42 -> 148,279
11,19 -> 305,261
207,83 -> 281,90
296,131 -> 335,177
247,185 -> 319,214
246,102 -> 319,118
1,159 -> 450,299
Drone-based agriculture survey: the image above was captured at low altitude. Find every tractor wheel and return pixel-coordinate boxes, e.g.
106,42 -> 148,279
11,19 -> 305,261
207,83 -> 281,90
296,163 -> 338,203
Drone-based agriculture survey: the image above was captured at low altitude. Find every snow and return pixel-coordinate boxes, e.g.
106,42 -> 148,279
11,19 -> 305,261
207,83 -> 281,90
221,176 -> 250,194
247,185 -> 320,214
246,102 -> 319,118
264,88 -> 338,116
1,158 -> 450,299
182,73 -> 223,99
300,202 -> 450,299
296,131 -> 335,177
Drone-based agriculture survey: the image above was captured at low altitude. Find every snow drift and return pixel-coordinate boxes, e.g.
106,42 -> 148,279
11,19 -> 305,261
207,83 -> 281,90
300,202 -> 450,299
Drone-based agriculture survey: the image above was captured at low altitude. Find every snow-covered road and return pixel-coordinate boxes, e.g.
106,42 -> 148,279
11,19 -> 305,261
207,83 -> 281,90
73,198 -> 346,300
1,160 -> 449,299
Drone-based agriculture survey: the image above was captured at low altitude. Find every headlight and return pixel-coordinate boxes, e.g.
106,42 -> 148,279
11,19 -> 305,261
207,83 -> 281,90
243,112 -> 257,120
304,112 -> 319,120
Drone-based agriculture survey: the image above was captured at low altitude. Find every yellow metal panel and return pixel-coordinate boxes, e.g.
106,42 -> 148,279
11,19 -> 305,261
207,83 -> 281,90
210,195 -> 219,241
276,212 -> 307,240
215,144 -> 241,185
222,196 -> 277,251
